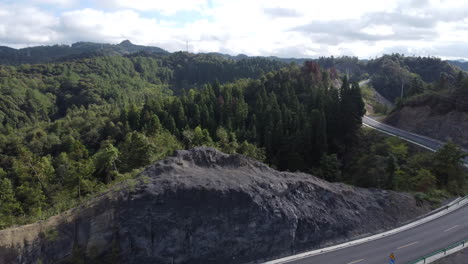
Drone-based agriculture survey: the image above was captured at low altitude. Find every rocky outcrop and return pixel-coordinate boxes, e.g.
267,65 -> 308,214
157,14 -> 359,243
0,147 -> 429,264
386,106 -> 468,149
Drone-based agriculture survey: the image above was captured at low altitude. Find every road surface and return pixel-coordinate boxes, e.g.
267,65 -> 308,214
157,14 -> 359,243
359,79 -> 467,166
362,116 -> 468,167
271,203 -> 468,264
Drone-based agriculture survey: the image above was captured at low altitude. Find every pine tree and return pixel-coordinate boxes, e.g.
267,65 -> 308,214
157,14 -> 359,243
0,176 -> 22,227
309,109 -> 328,163
318,154 -> 341,182
339,78 -> 365,149
127,104 -> 140,130
118,132 -> 154,173
432,142 -> 466,193
93,141 -> 120,183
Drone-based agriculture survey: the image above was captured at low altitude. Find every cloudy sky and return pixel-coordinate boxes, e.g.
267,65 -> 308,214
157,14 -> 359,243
1,0 -> 468,59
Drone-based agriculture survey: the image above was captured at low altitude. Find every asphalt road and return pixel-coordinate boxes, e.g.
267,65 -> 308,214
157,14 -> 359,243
359,79 -> 467,165
278,203 -> 468,264
362,116 -> 468,166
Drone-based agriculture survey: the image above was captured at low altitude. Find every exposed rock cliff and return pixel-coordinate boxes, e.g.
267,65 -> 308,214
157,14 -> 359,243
0,147 -> 429,264
386,106 -> 468,149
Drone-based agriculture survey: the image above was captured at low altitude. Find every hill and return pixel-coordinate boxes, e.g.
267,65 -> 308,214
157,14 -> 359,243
0,57 -> 371,229
366,54 -> 461,103
0,51 -> 288,127
1,49 -> 465,233
447,60 -> 468,71
0,42 -> 368,80
384,67 -> 468,148
0,40 -> 167,65
0,147 -> 430,264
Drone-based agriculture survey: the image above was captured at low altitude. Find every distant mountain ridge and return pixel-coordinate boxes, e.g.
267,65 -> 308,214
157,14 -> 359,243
0,40 -> 320,66
446,60 -> 468,71
2,40 -> 467,84
0,40 -> 168,65
202,52 -> 310,64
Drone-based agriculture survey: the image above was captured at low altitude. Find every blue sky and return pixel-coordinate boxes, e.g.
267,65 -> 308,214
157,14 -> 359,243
1,0 -> 468,59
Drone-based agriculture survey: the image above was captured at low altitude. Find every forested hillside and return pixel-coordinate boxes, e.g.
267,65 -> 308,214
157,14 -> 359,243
0,54 -> 367,228
367,54 -> 460,102
0,49 -> 466,229
0,52 -> 286,128
0,40 -> 167,65
4,40 -> 461,106
447,60 -> 468,71
396,71 -> 468,113
383,70 -> 468,150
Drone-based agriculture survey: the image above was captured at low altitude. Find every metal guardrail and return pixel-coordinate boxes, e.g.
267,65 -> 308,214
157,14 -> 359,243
263,196 -> 468,264
362,116 -> 468,168
407,238 -> 468,264
406,195 -> 468,264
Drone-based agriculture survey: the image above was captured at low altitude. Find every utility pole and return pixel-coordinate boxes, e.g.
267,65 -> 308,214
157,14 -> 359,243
401,80 -> 404,98
26,43 -> 31,57
400,68 -> 404,99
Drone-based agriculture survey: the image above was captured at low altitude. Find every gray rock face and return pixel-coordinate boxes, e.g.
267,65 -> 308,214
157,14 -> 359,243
386,106 -> 468,149
0,147 -> 428,264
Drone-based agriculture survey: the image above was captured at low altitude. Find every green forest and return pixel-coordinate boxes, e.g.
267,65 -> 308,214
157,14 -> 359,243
394,69 -> 468,114
367,54 -> 463,103
0,52 -> 466,228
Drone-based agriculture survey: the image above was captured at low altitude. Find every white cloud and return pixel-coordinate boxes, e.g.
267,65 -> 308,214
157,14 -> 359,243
97,0 -> 208,15
1,0 -> 468,59
31,0 -> 77,6
362,25 -> 395,36
0,3 -> 58,46
58,8 -> 167,44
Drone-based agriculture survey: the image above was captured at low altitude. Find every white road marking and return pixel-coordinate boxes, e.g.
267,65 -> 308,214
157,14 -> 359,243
444,225 -> 459,232
398,241 -> 418,249
347,259 -> 364,264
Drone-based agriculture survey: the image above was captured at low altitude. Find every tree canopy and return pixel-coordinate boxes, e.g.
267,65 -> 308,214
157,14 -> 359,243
0,51 -> 465,229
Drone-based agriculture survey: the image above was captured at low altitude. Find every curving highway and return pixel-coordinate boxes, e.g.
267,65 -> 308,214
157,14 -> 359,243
264,103 -> 468,263
359,79 -> 467,166
362,116 -> 468,167
266,202 -> 468,264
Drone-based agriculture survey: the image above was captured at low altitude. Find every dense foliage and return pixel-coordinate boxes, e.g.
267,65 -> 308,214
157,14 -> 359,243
0,40 -> 167,65
367,54 -> 460,102
445,60 -> 468,72
0,52 -> 288,129
0,49 -> 465,229
394,70 -> 468,114
0,53 -> 367,228
343,129 -> 467,198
